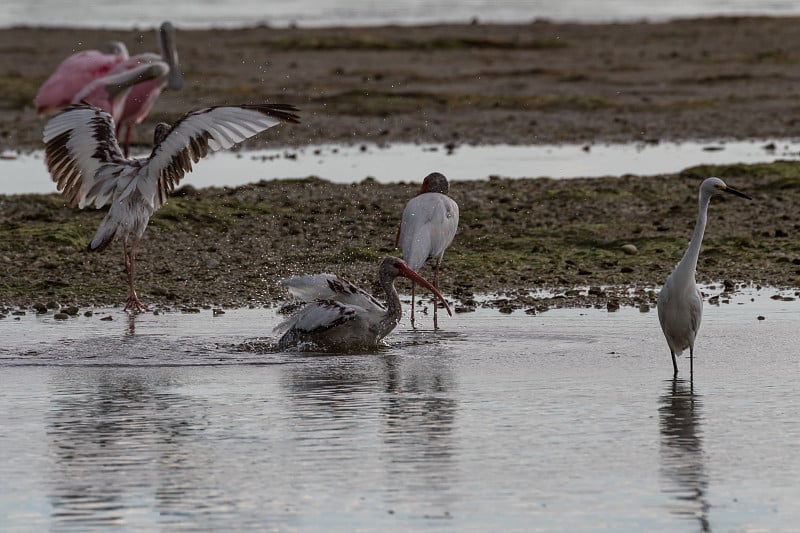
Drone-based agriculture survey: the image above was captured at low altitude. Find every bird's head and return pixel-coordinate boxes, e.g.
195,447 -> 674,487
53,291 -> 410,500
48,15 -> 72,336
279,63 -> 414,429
702,176 -> 752,200
419,172 -> 450,195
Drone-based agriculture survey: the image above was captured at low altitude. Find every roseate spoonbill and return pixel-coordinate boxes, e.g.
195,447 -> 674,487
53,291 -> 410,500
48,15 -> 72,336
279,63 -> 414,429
657,177 -> 751,376
397,172 -> 459,329
276,257 -> 453,351
35,40 -> 129,115
43,102 -> 300,312
110,21 -> 184,156
71,61 -> 170,126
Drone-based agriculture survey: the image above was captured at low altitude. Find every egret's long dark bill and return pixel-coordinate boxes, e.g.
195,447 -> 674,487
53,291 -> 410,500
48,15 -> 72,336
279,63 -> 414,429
400,266 -> 453,317
723,185 -> 752,200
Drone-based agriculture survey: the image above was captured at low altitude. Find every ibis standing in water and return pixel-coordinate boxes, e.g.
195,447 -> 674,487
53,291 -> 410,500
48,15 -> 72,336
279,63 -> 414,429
657,177 -> 751,376
43,102 -> 300,312
397,172 -> 459,329
276,257 -> 453,351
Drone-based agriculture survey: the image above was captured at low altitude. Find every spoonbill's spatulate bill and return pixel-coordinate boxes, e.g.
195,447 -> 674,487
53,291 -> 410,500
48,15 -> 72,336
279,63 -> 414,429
110,21 -> 184,156
656,177 -> 752,376
397,172 -> 459,329
276,257 -> 453,351
43,102 -> 300,312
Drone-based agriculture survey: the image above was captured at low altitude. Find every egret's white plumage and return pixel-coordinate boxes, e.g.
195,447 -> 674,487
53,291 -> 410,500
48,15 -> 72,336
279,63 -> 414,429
397,172 -> 459,328
276,257 -> 452,351
43,102 -> 300,311
656,177 -> 751,376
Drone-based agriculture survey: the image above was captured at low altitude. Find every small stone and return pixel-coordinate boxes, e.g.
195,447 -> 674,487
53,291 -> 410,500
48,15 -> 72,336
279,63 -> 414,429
524,308 -> 537,315
62,306 -> 79,316
84,310 -> 93,317
639,303 -> 650,313
498,306 -> 513,314
588,286 -> 604,296
45,300 -> 59,309
11,310 -> 25,316
607,301 -> 620,312
213,308 -> 225,316
100,316 -> 113,321
33,303 -> 47,314
757,315 -> 765,321
621,244 -> 638,255
54,313 -> 69,320
620,266 -> 634,273
455,305 -> 475,313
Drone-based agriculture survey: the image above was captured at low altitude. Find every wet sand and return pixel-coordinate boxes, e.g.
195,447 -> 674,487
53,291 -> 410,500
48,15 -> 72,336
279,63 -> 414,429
0,18 -> 799,311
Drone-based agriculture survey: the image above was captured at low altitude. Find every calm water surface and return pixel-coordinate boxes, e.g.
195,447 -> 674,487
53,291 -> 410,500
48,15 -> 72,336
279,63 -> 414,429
4,0 -> 800,28
0,289 -> 798,532
2,139 -> 798,195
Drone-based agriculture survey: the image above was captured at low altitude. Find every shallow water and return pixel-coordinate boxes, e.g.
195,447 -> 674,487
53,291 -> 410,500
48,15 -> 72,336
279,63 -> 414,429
4,0 -> 800,28
1,289 -> 798,532
2,138 -> 797,195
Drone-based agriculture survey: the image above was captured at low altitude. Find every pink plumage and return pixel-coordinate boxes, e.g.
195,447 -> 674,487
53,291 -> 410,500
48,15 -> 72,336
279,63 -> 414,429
34,43 -> 128,115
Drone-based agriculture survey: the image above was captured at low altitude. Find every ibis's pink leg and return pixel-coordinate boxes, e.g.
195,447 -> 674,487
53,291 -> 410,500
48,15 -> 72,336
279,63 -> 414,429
410,282 -> 416,328
123,238 -> 148,313
433,260 -> 440,330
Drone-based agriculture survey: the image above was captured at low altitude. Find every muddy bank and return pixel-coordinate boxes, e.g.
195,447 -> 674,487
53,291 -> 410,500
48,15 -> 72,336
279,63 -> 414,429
1,160 -> 798,313
3,17 -> 800,151
1,18 -> 799,313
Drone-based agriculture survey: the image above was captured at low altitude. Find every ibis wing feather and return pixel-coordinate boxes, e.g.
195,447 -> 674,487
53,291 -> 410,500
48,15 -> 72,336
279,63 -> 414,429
147,104 -> 300,209
280,273 -> 385,312
275,300 -> 359,336
43,104 -> 126,208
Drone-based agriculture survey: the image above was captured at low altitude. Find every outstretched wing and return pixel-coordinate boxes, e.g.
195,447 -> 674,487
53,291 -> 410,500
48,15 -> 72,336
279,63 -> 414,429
43,104 -> 127,208
274,300 -> 359,336
281,273 -> 385,312
146,104 -> 300,209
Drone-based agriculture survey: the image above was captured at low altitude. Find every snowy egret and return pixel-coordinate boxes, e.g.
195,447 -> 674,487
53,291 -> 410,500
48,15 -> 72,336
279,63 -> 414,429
657,177 -> 751,376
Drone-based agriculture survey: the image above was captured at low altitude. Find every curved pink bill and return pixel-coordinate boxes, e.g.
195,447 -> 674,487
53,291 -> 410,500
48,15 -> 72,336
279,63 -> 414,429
398,263 -> 453,317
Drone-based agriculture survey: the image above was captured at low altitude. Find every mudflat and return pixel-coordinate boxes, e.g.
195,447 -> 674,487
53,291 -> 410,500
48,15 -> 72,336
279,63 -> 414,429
0,18 -> 798,312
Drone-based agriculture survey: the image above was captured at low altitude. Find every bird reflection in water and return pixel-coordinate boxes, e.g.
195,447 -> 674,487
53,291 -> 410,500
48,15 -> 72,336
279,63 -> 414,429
658,378 -> 711,532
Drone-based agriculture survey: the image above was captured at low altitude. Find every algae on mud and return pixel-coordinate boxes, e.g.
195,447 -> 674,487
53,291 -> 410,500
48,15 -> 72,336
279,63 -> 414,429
1,160 -> 798,312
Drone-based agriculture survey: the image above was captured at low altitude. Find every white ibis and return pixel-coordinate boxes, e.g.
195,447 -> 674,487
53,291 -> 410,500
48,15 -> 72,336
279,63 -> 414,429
276,257 -> 453,351
397,172 -> 459,329
657,177 -> 751,376
43,102 -> 300,312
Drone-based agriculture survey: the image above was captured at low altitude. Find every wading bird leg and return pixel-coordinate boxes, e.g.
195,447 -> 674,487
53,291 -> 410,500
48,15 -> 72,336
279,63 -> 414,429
433,260 -> 441,330
410,281 -> 416,328
671,350 -> 678,377
123,238 -> 148,313
689,346 -> 694,380
122,126 -> 132,158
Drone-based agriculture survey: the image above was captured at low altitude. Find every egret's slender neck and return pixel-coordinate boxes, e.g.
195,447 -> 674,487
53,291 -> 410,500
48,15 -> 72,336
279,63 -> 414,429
377,274 -> 403,338
674,190 -> 712,281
